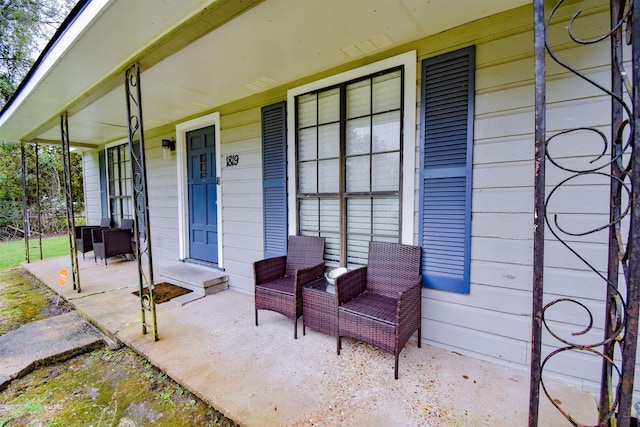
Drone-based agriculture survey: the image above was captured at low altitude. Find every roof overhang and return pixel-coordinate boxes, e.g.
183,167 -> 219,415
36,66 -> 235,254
0,0 -> 530,148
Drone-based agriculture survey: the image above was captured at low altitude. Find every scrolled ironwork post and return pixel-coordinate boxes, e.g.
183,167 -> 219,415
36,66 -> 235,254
618,1 -> 640,423
124,62 -> 158,341
20,141 -> 30,264
60,112 -> 81,292
530,0 -> 639,425
529,1 -> 546,426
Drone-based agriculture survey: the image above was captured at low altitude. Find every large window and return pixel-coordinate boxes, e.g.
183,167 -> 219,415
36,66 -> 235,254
106,143 -> 133,226
296,67 -> 403,268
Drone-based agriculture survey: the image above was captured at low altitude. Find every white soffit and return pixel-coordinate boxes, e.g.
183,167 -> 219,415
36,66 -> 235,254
4,0 -> 530,146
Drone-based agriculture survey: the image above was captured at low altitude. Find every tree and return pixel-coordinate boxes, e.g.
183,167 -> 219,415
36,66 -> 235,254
1,0 -> 80,235
1,0 -> 77,109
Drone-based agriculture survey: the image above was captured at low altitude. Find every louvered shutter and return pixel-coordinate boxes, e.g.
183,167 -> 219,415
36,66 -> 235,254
419,46 -> 475,294
262,102 -> 288,258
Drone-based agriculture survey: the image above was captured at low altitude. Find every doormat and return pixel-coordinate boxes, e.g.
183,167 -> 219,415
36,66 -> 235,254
132,282 -> 192,304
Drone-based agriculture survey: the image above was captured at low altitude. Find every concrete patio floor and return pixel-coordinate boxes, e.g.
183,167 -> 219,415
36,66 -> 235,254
20,255 -> 598,426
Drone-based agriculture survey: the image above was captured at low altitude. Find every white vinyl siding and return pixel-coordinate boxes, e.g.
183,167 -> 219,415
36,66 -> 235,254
219,108 -> 264,293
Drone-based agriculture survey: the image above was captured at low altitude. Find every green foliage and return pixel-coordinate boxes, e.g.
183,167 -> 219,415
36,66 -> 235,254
1,2 -> 81,233
1,0 -> 77,109
0,141 -> 84,233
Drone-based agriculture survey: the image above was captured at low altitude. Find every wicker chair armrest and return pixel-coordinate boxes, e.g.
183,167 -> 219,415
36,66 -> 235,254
254,256 -> 287,285
292,262 -> 325,290
396,279 -> 422,326
335,266 -> 367,305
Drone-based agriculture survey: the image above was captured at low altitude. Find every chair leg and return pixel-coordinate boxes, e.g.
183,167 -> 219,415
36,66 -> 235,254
294,317 -> 298,340
255,309 -> 258,326
394,356 -> 399,380
418,327 -> 422,348
336,336 -> 341,355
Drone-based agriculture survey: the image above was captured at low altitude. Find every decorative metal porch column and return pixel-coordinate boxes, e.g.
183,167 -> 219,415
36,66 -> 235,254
20,141 -> 30,263
34,143 -> 43,260
530,0 -> 639,425
124,62 -> 158,341
60,112 -> 81,292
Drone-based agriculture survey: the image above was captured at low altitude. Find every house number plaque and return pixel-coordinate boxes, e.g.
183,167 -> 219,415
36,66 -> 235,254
226,154 -> 239,167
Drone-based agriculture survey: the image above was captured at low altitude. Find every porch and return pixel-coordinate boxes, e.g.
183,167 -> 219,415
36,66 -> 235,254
21,256 -> 597,426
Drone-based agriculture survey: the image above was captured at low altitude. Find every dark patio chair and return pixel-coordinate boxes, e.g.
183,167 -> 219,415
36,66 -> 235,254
254,235 -> 325,339
92,219 -> 134,265
75,217 -> 111,259
336,241 -> 422,379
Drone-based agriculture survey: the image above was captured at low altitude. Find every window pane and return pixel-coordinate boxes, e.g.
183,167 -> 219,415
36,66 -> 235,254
347,198 -> 371,235
347,235 -> 370,267
346,155 -> 370,192
298,93 -> 317,127
346,79 -> 370,118
372,111 -> 400,153
320,198 -> 340,265
318,88 -> 339,124
322,233 -> 341,266
346,117 -> 370,156
373,197 -> 399,236
318,159 -> 339,193
299,199 -> 319,231
372,152 -> 399,192
320,199 -> 339,233
298,128 -> 317,161
373,70 -> 401,113
298,161 -> 317,193
318,123 -> 339,158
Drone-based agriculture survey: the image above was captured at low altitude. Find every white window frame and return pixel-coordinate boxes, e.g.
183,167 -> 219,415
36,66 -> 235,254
286,51 -> 417,244
175,112 -> 223,266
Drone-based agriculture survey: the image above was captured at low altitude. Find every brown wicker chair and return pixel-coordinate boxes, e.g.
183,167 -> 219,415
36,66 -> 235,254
336,241 -> 422,379
92,219 -> 134,265
254,235 -> 325,339
75,217 -> 111,259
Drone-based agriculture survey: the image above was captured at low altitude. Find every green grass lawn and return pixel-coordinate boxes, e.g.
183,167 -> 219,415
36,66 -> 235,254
0,235 -> 70,270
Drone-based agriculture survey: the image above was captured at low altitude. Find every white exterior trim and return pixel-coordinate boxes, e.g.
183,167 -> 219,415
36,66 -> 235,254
175,112 -> 223,268
0,0 -> 111,129
286,50 -> 417,244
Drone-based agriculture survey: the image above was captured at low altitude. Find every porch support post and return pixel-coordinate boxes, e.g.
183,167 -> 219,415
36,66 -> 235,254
20,141 -> 30,263
34,143 -> 43,260
60,112 -> 81,292
124,62 -> 158,341
618,0 -> 640,423
529,0 -> 546,425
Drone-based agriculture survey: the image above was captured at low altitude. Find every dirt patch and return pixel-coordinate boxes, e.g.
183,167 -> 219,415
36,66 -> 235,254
0,348 -> 236,427
0,267 -> 72,336
0,267 -> 237,427
132,282 -> 192,304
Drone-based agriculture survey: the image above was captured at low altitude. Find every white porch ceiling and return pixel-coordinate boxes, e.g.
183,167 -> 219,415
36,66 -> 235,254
0,0 -> 530,147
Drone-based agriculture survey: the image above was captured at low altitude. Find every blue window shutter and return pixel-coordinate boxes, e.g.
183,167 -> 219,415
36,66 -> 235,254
419,46 -> 475,294
262,102 -> 288,258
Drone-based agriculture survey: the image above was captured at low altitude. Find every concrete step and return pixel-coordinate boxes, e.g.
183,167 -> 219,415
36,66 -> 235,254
159,264 -> 228,306
0,312 -> 105,391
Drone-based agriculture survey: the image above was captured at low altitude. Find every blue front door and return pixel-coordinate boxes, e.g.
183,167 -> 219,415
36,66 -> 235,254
187,126 -> 218,263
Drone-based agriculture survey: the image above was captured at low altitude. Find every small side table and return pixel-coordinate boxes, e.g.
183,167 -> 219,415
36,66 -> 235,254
303,277 -> 338,337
